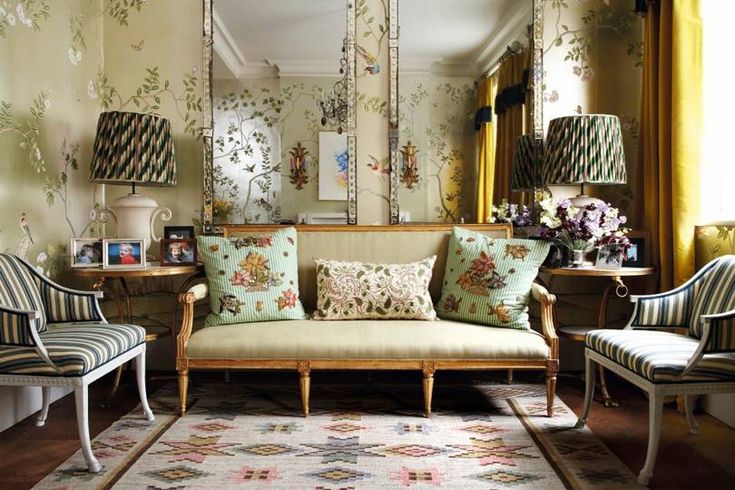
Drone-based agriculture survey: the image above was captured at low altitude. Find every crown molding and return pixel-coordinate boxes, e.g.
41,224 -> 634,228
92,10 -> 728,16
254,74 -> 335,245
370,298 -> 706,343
473,3 -> 532,76
213,8 -> 247,78
268,59 -> 341,77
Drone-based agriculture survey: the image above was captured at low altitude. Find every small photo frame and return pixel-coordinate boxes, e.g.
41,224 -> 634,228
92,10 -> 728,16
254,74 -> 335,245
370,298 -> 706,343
163,226 -> 195,240
70,238 -> 103,268
596,244 -> 625,270
624,237 -> 646,267
103,239 -> 146,269
161,239 -> 197,266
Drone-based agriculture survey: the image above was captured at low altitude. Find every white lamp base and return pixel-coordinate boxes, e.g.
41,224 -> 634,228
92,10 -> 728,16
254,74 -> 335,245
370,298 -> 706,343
569,194 -> 606,209
91,192 -> 172,251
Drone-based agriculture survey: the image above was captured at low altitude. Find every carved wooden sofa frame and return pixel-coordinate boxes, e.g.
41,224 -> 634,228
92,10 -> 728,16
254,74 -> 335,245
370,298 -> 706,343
175,224 -> 559,418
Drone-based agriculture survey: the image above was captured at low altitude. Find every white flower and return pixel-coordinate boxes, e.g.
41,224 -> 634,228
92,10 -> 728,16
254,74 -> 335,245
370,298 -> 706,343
0,6 -> 6,17
68,47 -> 82,65
191,65 -> 199,75
34,147 -> 41,160
87,80 -> 97,100
36,252 -> 47,263
6,13 -> 16,26
34,266 -> 45,276
16,4 -> 31,27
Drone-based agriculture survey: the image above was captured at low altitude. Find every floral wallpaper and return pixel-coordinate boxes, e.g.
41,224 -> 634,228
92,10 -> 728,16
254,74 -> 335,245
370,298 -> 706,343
543,0 -> 643,222
398,75 -> 475,223
695,226 -> 735,269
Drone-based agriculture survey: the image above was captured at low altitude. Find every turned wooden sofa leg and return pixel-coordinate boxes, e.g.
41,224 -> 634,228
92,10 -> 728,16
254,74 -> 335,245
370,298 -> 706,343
546,360 -> 559,417
422,362 -> 436,418
178,370 -> 189,416
298,361 -> 311,417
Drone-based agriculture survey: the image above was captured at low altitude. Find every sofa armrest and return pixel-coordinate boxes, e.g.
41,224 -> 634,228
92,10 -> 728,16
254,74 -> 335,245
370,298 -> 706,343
176,283 -> 209,371
531,282 -> 558,360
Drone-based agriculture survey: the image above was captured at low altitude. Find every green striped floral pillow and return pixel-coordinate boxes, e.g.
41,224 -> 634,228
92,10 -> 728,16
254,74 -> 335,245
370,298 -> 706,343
436,227 -> 549,330
197,227 -> 307,326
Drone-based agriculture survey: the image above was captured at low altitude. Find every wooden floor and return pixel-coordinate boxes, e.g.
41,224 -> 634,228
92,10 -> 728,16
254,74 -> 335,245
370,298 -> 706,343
0,371 -> 734,489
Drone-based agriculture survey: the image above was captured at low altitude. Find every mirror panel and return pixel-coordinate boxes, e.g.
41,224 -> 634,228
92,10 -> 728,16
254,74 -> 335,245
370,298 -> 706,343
202,0 -> 356,231
391,0 -> 540,224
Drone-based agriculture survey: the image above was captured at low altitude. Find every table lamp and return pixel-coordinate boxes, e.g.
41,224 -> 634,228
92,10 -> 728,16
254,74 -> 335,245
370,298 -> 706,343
542,114 -> 626,207
89,111 -> 176,250
511,134 -> 541,192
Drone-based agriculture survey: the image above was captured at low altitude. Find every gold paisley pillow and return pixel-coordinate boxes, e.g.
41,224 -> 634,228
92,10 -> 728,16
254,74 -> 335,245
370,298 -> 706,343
314,257 -> 437,320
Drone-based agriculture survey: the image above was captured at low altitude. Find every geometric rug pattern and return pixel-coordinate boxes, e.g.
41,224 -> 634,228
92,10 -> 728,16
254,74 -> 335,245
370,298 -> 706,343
32,380 -> 641,489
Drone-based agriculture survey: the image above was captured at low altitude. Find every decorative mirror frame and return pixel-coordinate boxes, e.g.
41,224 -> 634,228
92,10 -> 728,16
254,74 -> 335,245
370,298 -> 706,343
387,0 -> 544,224
200,0 -> 358,233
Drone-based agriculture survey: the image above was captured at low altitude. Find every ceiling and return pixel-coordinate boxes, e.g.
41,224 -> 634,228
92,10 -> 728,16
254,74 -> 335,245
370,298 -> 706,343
213,0 -> 530,79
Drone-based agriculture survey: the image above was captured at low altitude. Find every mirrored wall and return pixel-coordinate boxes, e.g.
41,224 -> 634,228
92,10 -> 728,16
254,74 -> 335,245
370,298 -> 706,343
390,0 -> 540,224
203,0 -> 356,230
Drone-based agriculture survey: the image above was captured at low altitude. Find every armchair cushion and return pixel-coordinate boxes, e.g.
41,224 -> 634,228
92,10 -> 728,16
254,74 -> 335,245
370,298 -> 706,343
689,255 -> 735,338
0,253 -> 47,334
586,329 -> 735,382
0,323 -> 144,375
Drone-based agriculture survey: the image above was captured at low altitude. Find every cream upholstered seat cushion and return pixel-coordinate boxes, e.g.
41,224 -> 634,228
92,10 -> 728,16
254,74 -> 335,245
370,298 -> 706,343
186,320 -> 550,360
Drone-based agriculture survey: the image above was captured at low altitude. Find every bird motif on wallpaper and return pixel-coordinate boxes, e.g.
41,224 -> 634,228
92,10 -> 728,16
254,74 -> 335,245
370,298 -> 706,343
366,155 -> 389,175
16,212 -> 33,260
356,46 -> 380,75
130,39 -> 145,52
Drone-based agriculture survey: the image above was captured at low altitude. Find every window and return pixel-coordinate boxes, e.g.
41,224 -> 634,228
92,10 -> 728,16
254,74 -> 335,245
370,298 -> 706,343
701,0 -> 735,223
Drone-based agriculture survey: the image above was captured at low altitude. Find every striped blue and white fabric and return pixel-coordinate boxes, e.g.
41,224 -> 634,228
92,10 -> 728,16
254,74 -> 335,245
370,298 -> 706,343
0,254 -> 47,344
0,323 -> 145,376
688,255 -> 735,339
33,278 -> 103,324
586,329 -> 735,382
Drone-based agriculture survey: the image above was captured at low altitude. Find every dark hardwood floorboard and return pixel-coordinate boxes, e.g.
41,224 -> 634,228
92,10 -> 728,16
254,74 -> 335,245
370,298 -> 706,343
0,371 -> 733,489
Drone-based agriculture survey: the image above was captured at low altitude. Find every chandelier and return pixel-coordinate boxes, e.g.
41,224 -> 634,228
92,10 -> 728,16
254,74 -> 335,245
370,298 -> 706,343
320,38 -> 349,134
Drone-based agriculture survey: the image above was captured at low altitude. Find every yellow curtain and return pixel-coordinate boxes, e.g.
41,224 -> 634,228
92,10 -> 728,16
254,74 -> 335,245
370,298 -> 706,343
637,0 -> 702,289
475,74 -> 497,223
493,52 -> 528,204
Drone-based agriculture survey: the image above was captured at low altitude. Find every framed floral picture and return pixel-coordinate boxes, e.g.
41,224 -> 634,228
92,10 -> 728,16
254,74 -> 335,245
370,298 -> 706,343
318,131 -> 348,201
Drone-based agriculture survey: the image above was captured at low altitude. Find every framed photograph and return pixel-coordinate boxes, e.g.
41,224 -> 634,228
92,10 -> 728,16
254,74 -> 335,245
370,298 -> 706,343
161,239 -> 197,266
163,226 -> 195,240
70,238 -> 103,268
318,131 -> 348,201
624,236 -> 646,267
103,239 -> 146,269
596,244 -> 625,270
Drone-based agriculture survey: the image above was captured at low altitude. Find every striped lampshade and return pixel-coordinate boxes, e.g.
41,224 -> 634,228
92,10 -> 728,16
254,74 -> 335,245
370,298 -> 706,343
543,114 -> 626,185
511,135 -> 541,191
89,111 -> 176,186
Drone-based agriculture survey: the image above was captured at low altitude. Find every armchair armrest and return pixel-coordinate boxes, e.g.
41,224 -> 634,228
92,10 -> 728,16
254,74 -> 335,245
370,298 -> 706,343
532,282 -> 558,359
0,305 -> 42,346
34,275 -> 105,324
627,289 -> 694,329
176,283 -> 209,371
701,308 -> 735,353
677,308 -> 735,379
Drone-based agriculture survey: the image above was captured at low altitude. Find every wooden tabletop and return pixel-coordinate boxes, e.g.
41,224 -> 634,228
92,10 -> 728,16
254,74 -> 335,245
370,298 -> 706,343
540,266 -> 655,277
70,262 -> 203,278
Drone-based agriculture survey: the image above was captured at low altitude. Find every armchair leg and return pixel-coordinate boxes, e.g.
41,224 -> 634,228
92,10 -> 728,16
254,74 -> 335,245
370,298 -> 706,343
178,370 -> 189,416
36,386 -> 51,427
135,352 -> 155,423
637,394 -> 664,486
74,385 -> 101,473
575,355 -> 596,429
545,370 -> 557,418
684,395 -> 700,435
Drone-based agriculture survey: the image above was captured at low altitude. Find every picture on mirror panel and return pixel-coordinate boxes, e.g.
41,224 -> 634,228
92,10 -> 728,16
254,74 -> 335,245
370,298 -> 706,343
318,131 -> 349,201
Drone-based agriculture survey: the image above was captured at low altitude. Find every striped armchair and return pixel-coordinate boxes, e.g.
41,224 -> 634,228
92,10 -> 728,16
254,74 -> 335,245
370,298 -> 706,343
575,255 -> 735,486
0,253 -> 154,473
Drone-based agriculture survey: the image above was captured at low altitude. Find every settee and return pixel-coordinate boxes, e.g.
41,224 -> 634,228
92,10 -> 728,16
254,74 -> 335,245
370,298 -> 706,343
176,224 -> 559,417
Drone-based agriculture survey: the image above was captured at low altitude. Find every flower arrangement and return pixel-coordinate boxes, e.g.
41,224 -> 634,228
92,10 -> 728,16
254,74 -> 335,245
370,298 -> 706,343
538,196 -> 630,255
488,199 -> 532,227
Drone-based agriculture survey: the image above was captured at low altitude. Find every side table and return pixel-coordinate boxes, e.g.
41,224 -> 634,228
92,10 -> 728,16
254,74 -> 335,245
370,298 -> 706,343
71,262 -> 205,401
539,266 -> 656,407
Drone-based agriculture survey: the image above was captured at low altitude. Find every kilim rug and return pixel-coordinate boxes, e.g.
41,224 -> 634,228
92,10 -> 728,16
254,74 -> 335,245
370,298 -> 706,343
33,379 -> 641,489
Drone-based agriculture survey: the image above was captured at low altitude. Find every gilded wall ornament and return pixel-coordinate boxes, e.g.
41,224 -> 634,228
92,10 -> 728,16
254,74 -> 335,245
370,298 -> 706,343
399,140 -> 419,189
288,142 -> 309,190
